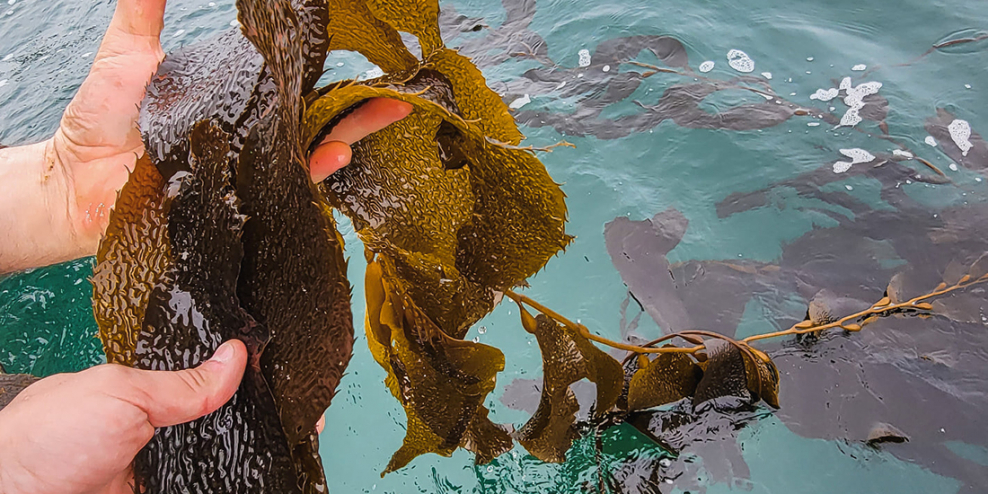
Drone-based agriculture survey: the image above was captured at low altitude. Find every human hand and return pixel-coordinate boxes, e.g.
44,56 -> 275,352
0,340 -> 247,494
25,0 -> 412,270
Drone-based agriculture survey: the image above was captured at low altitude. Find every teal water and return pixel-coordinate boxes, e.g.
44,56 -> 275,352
2,0 -> 987,492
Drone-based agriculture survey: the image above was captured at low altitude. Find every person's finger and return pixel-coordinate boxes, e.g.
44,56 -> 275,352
126,340 -> 247,428
315,415 -> 326,434
321,98 -> 413,145
309,140 -> 352,182
109,0 -> 167,38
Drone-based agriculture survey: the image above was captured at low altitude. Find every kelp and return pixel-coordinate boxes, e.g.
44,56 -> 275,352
84,0 -> 988,487
93,0 -> 349,490
93,0 -> 571,483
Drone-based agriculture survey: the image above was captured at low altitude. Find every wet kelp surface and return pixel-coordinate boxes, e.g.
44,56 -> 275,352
66,0 -> 988,493
91,0 -> 572,489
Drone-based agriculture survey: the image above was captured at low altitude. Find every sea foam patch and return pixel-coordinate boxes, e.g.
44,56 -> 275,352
947,119 -> 973,156
833,148 -> 875,173
727,49 -> 754,73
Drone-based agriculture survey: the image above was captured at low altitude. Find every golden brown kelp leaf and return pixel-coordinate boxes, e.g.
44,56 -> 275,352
326,0 -> 418,73
626,350 -> 700,411
236,0 -> 354,448
0,372 -> 39,410
306,72 -> 569,336
515,314 -> 624,462
692,340 -> 780,409
365,0 -> 441,57
365,258 -> 512,473
91,154 -> 170,366
309,0 -> 566,339
128,121 -> 302,493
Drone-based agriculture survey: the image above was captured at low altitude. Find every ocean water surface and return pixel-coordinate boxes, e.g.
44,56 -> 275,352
2,0 -> 987,492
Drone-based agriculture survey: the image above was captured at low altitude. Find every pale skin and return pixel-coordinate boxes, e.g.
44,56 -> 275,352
0,0 -> 412,491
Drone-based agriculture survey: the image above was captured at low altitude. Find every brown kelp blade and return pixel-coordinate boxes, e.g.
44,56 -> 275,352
515,314 -> 623,463
126,121 -> 300,493
306,70 -> 570,338
365,257 -> 511,473
626,349 -> 700,411
308,0 -> 569,342
95,0 -> 349,490
235,0 -> 354,448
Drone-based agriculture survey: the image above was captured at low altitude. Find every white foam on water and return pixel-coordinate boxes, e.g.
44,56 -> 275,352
208,1 -> 215,5
806,56 -> 814,61
840,106 -> 862,127
698,61 -> 714,73
7,0 -> 14,5
841,148 -> 876,163
2,54 -> 12,61
578,49 -> 591,67
833,148 -> 875,173
845,184 -> 854,190
925,136 -> 937,146
602,65 -> 610,72
810,87 -> 839,101
171,29 -> 185,38
807,122 -> 821,127
948,119 -> 973,156
0,79 -> 7,88
977,177 -> 983,182
761,72 -> 772,79
509,94 -> 531,109
727,49 -> 754,73
833,161 -> 852,173
229,19 -> 239,27
852,64 -> 867,71
839,77 -> 852,90
892,149 -> 913,158
949,163 -> 959,171
838,81 -> 882,127
80,51 -> 92,58
965,84 -> 972,89
760,93 -> 774,100
555,81 -> 566,89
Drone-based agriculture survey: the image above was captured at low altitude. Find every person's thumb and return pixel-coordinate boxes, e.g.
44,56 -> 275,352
128,339 -> 247,428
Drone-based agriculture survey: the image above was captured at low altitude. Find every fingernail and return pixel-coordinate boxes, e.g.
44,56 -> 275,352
210,341 -> 235,364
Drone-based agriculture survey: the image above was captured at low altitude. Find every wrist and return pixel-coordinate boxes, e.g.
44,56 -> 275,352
0,139 -> 87,273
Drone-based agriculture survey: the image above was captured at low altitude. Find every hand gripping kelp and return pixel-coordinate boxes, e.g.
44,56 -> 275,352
82,0 -> 988,491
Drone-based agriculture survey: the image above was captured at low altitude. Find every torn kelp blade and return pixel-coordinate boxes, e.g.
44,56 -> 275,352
365,257 -> 512,473
515,314 -> 624,463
